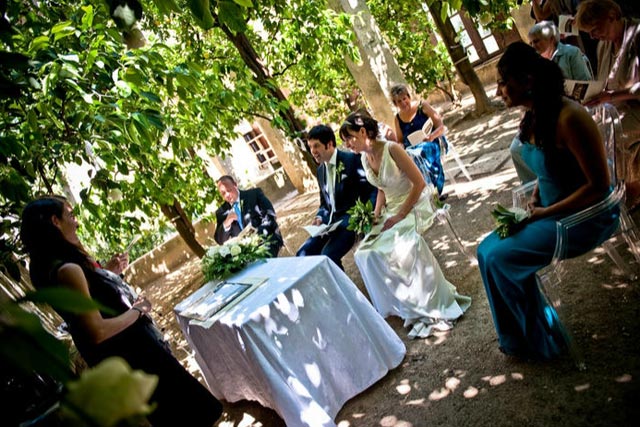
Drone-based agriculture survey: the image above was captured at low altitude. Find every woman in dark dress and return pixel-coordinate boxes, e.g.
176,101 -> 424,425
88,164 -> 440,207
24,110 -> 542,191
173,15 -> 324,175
390,83 -> 448,196
20,196 -> 222,427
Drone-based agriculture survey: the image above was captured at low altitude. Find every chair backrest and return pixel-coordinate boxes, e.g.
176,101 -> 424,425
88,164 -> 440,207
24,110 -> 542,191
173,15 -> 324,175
587,103 -> 624,185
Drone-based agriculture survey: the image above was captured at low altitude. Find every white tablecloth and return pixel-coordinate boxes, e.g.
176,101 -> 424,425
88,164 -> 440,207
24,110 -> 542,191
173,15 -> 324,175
175,256 -> 405,427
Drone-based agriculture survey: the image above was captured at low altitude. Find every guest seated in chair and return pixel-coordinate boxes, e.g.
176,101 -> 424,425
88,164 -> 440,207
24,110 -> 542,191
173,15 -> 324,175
215,175 -> 283,257
478,42 -> 620,361
528,20 -> 593,81
339,112 -> 471,339
296,125 -> 376,270
20,196 -> 223,427
390,83 -> 448,197
511,19 -> 594,184
576,0 -> 640,211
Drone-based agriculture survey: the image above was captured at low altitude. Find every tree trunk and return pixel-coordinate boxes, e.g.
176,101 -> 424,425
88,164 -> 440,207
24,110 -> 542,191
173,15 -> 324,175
427,2 -> 494,115
160,199 -> 205,258
218,24 -> 317,174
328,0 -> 404,128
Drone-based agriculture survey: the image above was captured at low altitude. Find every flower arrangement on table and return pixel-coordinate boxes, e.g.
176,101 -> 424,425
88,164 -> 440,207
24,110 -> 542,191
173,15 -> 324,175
201,234 -> 270,281
491,204 -> 530,239
347,199 -> 375,236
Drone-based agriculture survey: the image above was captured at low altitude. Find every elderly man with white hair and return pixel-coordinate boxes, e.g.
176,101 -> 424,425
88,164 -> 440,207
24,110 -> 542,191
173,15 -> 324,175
528,20 -> 593,80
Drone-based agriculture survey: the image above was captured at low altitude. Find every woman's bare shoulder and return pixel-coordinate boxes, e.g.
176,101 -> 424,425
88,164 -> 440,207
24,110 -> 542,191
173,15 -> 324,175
56,263 -> 89,291
558,98 -> 592,127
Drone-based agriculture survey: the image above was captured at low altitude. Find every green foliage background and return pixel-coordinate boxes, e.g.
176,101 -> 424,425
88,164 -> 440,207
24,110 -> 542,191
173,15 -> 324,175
1,0 -> 520,278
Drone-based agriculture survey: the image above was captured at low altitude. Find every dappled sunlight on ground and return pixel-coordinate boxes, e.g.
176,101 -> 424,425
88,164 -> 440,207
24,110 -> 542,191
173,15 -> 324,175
137,95 -> 640,427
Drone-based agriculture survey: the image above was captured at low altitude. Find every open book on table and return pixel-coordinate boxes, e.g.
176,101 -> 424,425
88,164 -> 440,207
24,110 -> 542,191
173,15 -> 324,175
406,118 -> 434,146
179,277 -> 266,322
565,79 -> 605,103
302,221 -> 341,237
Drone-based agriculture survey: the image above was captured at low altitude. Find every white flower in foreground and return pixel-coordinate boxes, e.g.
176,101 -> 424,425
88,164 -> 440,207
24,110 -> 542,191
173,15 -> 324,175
229,244 -> 242,256
64,357 -> 157,426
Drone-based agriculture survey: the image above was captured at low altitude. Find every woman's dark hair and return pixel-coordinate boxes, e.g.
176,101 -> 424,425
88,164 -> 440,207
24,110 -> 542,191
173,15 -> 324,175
20,196 -> 93,288
498,42 -> 565,152
339,112 -> 378,142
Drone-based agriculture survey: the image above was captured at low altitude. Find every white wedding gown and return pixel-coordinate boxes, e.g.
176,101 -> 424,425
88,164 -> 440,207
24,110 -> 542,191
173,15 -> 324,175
355,141 -> 471,338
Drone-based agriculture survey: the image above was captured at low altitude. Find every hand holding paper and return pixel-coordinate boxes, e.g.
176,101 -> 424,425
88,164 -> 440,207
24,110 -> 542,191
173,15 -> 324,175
302,221 -> 341,237
406,118 -> 434,146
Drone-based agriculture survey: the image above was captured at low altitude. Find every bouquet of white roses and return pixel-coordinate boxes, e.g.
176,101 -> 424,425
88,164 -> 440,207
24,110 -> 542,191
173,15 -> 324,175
201,234 -> 270,281
347,199 -> 375,236
491,204 -> 530,239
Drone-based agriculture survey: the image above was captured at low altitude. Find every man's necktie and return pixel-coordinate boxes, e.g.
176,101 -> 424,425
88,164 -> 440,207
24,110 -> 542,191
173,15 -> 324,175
233,201 -> 243,229
326,163 -> 335,223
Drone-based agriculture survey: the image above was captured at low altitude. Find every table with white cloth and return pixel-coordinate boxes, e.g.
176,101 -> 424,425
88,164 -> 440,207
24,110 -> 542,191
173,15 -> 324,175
174,256 -> 406,427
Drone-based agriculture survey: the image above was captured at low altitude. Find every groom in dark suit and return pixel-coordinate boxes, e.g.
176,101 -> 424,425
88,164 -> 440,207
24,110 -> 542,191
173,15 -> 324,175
214,175 -> 283,257
296,125 -> 376,270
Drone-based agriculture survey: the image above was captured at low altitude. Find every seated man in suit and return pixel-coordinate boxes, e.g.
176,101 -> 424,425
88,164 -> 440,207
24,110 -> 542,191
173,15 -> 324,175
296,125 -> 376,270
214,175 -> 283,257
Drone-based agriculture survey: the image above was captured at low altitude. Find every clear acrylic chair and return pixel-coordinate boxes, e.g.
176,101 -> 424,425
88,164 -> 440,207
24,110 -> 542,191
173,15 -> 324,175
511,103 -> 640,369
439,135 -> 472,185
412,190 -> 477,265
409,148 -> 476,262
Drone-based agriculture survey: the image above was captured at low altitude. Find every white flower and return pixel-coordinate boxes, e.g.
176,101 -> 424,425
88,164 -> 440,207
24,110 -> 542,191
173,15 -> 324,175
63,357 -> 157,426
201,235 -> 270,282
219,245 -> 231,257
511,207 -> 529,222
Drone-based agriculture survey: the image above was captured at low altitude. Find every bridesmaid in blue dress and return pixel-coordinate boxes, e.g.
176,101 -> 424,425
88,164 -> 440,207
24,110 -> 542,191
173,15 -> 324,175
477,42 -> 620,361
391,84 -> 448,195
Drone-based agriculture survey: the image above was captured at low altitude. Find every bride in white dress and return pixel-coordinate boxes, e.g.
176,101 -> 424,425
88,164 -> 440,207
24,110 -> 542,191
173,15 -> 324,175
339,112 -> 471,338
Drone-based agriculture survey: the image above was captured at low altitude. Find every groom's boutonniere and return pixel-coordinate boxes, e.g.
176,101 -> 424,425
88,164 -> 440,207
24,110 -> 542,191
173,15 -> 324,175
335,161 -> 346,184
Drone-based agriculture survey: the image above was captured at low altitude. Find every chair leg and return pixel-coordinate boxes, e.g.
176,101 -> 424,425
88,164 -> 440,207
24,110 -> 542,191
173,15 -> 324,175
444,166 -> 458,185
620,208 -> 640,265
603,239 -> 639,280
435,208 -> 477,264
536,271 -> 587,371
447,145 -> 472,182
452,149 -> 473,181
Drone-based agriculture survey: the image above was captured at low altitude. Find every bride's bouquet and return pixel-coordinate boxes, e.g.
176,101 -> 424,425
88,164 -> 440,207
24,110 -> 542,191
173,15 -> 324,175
347,199 -> 375,236
201,234 -> 270,281
491,204 -> 529,238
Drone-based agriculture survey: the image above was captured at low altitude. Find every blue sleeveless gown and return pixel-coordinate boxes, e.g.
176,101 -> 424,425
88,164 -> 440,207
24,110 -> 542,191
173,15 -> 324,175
397,108 -> 448,194
477,143 -> 619,360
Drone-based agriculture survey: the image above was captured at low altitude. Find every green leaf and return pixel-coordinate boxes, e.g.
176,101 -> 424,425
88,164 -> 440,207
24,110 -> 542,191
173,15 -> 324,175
187,0 -> 215,29
233,0 -> 253,7
28,35 -> 50,53
51,21 -> 76,41
219,0 -> 247,32
153,0 -> 180,15
20,288 -> 114,315
80,5 -> 94,30
0,303 -> 72,381
139,90 -> 162,103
